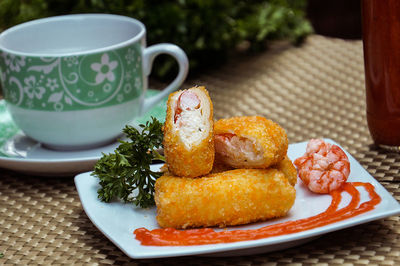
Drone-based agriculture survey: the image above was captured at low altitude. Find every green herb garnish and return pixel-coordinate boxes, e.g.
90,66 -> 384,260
92,117 -> 165,208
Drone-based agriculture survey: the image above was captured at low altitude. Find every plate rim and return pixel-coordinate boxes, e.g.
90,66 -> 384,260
75,139 -> 400,259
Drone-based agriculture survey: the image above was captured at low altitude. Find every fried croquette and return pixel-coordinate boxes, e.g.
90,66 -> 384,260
155,168 -> 296,229
272,155 -> 298,186
163,86 -> 214,178
214,116 -> 288,169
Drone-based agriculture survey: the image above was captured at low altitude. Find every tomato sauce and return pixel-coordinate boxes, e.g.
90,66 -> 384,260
134,182 -> 381,246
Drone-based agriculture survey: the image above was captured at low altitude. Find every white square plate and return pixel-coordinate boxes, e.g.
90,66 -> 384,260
74,139 -> 400,258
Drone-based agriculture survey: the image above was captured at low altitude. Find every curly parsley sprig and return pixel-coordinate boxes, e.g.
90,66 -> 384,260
92,117 -> 164,208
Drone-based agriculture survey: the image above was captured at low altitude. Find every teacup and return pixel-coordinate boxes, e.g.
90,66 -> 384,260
0,14 -> 188,150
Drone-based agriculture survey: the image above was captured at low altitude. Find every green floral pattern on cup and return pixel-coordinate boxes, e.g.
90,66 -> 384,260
0,43 -> 143,111
0,89 -> 167,157
0,101 -> 19,156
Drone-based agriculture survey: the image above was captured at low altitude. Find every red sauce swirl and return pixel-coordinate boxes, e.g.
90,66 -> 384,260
134,182 -> 381,246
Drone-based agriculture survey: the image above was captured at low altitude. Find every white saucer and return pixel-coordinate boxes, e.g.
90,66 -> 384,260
0,90 -> 167,176
0,132 -> 121,176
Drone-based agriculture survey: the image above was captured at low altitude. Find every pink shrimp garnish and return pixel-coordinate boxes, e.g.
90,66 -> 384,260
294,139 -> 350,194
174,90 -> 200,123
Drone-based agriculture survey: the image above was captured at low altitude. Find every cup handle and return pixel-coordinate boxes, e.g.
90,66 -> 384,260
141,43 -> 189,115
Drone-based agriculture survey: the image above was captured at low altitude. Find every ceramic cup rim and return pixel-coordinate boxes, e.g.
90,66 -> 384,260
0,13 -> 146,57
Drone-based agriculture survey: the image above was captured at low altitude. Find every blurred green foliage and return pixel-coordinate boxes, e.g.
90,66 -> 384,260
0,0 -> 312,79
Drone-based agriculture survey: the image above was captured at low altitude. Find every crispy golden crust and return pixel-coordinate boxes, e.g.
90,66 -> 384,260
163,86 -> 214,178
272,155 -> 298,186
155,168 -> 296,229
214,116 -> 288,169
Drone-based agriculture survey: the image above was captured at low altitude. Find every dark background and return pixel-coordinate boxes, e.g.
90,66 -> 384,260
307,0 -> 362,39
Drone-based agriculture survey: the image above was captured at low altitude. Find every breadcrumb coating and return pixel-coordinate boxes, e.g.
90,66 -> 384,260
163,86 -> 214,177
214,116 -> 288,169
272,155 -> 298,186
155,168 -> 296,229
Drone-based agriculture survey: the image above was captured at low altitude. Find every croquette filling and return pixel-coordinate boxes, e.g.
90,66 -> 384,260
174,90 -> 210,149
215,134 -> 264,167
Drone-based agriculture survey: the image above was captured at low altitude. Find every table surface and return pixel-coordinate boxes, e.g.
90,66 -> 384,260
1,35 -> 400,265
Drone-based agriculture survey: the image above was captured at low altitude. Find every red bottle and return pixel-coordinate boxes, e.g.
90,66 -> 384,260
362,0 -> 400,148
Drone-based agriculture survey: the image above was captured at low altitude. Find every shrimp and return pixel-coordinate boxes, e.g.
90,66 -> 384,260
294,139 -> 350,194
174,90 -> 201,123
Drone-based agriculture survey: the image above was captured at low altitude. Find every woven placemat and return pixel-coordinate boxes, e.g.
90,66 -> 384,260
1,35 -> 400,265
